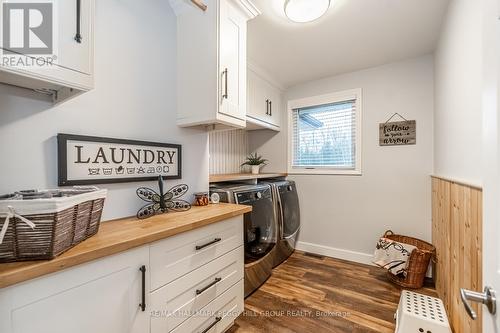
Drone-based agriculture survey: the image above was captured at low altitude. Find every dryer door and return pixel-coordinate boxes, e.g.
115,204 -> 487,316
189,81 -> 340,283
236,187 -> 277,262
278,182 -> 300,239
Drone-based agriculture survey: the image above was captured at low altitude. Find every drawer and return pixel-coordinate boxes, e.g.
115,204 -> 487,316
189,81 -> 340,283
168,279 -> 244,333
150,246 -> 244,332
150,216 -> 243,291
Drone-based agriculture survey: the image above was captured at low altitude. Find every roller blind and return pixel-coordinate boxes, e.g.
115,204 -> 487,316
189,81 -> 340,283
291,99 -> 357,169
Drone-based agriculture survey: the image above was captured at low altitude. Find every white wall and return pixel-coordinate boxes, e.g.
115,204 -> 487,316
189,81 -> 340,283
434,0 -> 482,186
209,129 -> 248,174
0,0 -> 209,221
250,56 -> 434,262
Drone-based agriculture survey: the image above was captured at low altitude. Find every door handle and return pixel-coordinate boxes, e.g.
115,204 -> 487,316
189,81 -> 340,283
460,286 -> 496,319
75,0 -> 82,43
269,100 -> 272,116
266,99 -> 269,115
222,68 -> 228,99
139,265 -> 146,312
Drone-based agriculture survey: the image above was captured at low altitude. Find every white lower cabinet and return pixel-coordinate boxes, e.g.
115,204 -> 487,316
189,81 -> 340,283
150,246 -> 244,332
169,280 -> 244,333
150,216 -> 244,333
0,216 -> 244,333
150,216 -> 244,290
0,246 -> 150,333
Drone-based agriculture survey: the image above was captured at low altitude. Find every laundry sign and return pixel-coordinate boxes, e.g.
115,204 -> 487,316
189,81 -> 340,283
379,120 -> 416,146
57,134 -> 181,186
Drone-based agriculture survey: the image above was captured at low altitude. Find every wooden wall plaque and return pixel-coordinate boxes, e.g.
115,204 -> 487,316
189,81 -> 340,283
379,120 -> 416,146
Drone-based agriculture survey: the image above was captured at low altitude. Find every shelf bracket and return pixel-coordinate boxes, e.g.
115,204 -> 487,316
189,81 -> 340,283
191,0 -> 207,11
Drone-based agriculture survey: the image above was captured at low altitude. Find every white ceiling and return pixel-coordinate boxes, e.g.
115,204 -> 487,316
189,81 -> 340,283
248,0 -> 450,88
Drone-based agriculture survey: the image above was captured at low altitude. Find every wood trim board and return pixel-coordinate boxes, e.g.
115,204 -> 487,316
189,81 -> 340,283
209,173 -> 287,183
432,177 -> 482,333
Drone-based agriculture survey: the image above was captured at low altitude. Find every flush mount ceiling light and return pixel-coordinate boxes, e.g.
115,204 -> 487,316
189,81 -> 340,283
284,0 -> 331,23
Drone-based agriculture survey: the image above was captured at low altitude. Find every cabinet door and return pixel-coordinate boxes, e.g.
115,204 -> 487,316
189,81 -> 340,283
247,69 -> 281,129
0,0 -> 93,74
247,69 -> 268,121
267,84 -> 282,127
219,0 -> 247,122
0,247 -> 149,333
56,0 -> 93,74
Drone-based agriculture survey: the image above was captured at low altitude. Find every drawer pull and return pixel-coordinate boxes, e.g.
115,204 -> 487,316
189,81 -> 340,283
196,277 -> 222,295
196,238 -> 222,250
200,316 -> 222,333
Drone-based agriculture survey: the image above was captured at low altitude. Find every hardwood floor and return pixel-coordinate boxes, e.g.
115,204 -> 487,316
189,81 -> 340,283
228,251 -> 437,333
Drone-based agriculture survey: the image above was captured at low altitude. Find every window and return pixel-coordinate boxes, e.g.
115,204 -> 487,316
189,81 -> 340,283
288,89 -> 362,175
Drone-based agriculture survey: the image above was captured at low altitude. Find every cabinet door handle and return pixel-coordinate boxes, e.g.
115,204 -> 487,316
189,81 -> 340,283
222,68 -> 228,99
74,0 -> 82,43
269,100 -> 272,116
200,317 -> 222,333
196,237 -> 222,250
196,277 -> 222,295
265,99 -> 269,115
139,265 -> 146,312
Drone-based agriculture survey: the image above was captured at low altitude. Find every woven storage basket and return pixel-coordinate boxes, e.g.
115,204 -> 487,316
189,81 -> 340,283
0,188 -> 107,262
383,230 -> 436,289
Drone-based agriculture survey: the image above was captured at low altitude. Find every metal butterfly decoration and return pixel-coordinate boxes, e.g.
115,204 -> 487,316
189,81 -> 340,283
136,176 -> 191,219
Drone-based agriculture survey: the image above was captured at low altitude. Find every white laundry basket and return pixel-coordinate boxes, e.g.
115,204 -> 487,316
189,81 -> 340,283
395,290 -> 452,333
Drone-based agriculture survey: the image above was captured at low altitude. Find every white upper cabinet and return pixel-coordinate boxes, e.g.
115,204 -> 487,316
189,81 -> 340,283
57,0 -> 93,75
173,0 -> 260,129
246,65 -> 283,131
218,0 -> 246,123
0,0 -> 95,102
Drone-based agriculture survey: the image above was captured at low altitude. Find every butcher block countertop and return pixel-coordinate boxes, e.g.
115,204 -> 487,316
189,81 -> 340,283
209,173 -> 287,183
0,203 -> 251,289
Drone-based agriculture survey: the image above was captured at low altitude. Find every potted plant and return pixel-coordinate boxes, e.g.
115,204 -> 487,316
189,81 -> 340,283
241,153 -> 268,175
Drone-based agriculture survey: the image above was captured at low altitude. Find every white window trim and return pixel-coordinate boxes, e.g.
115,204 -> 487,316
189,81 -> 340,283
287,88 -> 363,175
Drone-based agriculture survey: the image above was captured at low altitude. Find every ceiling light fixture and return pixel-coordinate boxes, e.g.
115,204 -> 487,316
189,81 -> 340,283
284,0 -> 331,23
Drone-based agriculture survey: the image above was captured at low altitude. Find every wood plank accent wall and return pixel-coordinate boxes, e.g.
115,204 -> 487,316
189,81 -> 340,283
432,176 -> 483,333
209,129 -> 248,174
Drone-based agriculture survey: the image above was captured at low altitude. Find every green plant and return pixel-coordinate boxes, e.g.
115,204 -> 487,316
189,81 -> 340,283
241,153 -> 268,166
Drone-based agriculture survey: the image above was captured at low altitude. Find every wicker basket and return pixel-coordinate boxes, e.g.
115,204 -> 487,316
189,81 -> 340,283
383,230 -> 436,289
0,188 -> 107,262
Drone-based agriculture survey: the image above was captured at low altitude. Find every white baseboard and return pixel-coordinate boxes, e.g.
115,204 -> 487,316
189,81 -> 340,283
296,241 -> 374,266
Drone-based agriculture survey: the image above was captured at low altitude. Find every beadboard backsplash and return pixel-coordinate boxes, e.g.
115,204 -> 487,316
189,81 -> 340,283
209,129 -> 249,174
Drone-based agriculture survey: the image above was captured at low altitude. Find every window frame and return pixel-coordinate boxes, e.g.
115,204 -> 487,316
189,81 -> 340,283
287,88 -> 363,175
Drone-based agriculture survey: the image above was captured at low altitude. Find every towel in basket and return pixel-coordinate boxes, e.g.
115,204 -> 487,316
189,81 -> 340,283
373,236 -> 416,276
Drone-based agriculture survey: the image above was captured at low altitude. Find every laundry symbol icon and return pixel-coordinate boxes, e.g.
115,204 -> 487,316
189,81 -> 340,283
103,168 -> 113,175
147,167 -> 155,174
156,166 -> 163,173
88,168 -> 100,176
115,166 -> 125,175
137,167 -> 146,174
163,166 -> 170,173
127,167 -> 135,174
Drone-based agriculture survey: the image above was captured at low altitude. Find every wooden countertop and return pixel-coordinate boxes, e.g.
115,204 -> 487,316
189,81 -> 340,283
0,203 -> 251,289
209,173 -> 287,183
